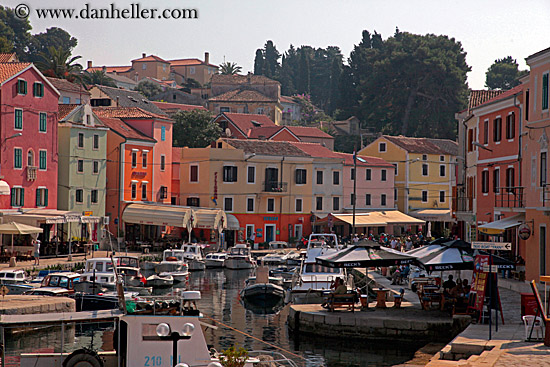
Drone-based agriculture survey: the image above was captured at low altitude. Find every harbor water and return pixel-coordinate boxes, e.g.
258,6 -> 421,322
4,268 -> 425,367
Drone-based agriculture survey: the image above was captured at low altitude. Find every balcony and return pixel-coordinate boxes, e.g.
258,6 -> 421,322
494,187 -> 524,208
26,166 -> 37,181
544,184 -> 550,207
262,181 -> 288,193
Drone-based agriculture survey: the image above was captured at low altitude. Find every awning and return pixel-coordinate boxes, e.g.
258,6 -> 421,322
478,213 -> 525,235
25,209 -> 82,223
122,203 -> 193,228
409,209 -> 452,222
226,214 -> 240,230
2,213 -> 66,225
320,210 -> 424,226
0,180 -> 10,195
194,208 -> 227,233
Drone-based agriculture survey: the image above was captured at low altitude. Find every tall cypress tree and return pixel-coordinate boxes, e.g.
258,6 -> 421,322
253,49 -> 265,75
297,50 -> 310,94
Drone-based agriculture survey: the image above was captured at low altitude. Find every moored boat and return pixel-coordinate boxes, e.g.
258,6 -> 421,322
146,273 -> 174,288
205,252 -> 227,268
225,244 -> 255,270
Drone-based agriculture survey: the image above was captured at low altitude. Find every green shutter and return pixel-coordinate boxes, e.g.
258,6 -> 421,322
44,189 -> 48,207
10,188 -> 15,206
21,188 -> 24,207
36,189 -> 41,206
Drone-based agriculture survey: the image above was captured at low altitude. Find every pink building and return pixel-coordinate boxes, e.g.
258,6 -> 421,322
0,63 -> 60,210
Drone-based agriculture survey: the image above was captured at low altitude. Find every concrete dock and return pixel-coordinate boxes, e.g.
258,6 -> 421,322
0,295 -> 75,315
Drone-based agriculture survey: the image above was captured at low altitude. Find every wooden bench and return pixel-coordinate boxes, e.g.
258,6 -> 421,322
326,292 -> 359,312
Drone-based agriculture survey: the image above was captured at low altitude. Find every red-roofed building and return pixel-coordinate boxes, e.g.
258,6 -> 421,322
169,52 -> 218,86
0,62 -> 60,215
152,101 -> 207,115
286,126 -> 334,150
213,113 -> 276,139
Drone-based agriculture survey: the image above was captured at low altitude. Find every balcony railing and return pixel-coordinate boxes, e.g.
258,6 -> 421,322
494,187 -> 524,208
263,181 -> 288,193
544,184 -> 550,207
26,166 -> 37,181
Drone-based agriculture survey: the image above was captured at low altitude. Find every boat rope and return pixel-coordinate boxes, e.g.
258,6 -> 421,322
202,314 -> 308,362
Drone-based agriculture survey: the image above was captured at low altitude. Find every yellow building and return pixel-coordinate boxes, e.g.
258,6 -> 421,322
359,135 -> 458,237
173,139 -> 314,245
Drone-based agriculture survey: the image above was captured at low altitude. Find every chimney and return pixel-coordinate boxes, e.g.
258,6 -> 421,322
87,60 -> 92,69
142,53 -> 146,58
247,72 -> 252,84
204,52 -> 210,64
116,96 -> 119,107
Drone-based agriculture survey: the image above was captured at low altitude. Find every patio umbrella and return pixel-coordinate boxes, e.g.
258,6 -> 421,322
316,239 -> 417,268
0,222 -> 43,253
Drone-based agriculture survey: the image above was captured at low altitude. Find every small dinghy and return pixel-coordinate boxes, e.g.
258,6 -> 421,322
146,274 -> 174,288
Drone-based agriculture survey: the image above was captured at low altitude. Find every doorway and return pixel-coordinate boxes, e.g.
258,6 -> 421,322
265,224 -> 276,243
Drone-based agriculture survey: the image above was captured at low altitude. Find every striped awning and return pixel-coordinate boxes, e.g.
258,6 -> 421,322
122,204 -> 194,228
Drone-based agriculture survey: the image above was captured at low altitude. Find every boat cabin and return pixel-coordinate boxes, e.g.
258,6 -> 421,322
229,244 -> 251,257
0,269 -> 28,284
25,272 -> 81,296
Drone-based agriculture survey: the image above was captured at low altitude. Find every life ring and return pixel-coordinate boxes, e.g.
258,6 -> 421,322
63,348 -> 103,367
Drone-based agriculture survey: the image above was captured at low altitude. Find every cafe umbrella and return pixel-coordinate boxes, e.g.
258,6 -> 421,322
0,222 -> 44,254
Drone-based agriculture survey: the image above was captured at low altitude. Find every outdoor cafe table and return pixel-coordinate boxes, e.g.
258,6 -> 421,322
375,288 -> 390,308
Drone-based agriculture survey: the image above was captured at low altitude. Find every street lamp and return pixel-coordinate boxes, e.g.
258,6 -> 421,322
352,152 -> 367,237
156,322 -> 195,367
472,141 -> 493,152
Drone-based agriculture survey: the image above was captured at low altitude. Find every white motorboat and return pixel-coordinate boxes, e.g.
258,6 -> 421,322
225,244 -> 255,270
0,269 -> 35,294
146,274 -> 174,288
205,252 -> 227,268
181,243 -> 206,271
80,256 -> 142,290
260,251 -> 289,265
290,233 -> 349,304
156,249 -> 190,282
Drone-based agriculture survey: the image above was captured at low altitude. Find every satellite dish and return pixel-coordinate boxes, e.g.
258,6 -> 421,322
225,128 -> 232,137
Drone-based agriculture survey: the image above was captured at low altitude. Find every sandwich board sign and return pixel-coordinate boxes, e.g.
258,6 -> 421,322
472,242 -> 511,251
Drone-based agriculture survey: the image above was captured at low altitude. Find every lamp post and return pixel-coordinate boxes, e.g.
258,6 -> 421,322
352,152 -> 367,238
156,322 -> 195,367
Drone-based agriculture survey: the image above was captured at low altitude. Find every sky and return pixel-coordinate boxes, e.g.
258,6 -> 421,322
5,0 -> 550,89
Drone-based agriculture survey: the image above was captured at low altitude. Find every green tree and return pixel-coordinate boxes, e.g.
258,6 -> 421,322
219,345 -> 248,367
35,46 -> 82,81
219,61 -> 242,75
297,51 -> 310,94
172,110 -> 221,148
253,49 -> 265,75
26,27 -> 78,63
485,56 -> 526,90
263,40 -> 281,78
82,70 -> 117,87
135,81 -> 163,99
183,77 -> 202,89
0,5 -> 32,56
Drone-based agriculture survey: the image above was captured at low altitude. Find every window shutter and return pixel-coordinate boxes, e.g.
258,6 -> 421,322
44,189 -> 48,207
21,188 -> 24,206
36,189 -> 41,206
10,188 -> 15,206
232,166 -> 238,182
295,170 -> 299,183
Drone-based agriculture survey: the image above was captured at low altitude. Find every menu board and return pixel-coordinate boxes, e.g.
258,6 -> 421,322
469,255 -> 490,318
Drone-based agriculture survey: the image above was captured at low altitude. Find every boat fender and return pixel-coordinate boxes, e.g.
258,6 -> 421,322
63,348 -> 103,367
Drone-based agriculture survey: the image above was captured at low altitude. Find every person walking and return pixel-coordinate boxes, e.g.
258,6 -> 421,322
33,239 -> 40,266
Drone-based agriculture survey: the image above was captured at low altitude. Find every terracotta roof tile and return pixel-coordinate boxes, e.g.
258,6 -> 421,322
335,152 -> 394,167
211,74 -> 280,86
152,101 -> 207,112
468,90 -> 505,112
287,126 -> 334,139
290,142 -> 342,158
58,104 -> 79,120
246,126 -> 285,139
97,117 -> 155,142
0,53 -> 17,62
92,107 -> 172,121
0,62 -> 31,84
222,138 -> 310,157
169,58 -> 218,68
218,113 -> 276,135
382,135 -> 458,155
131,55 -> 169,63
47,77 -> 90,95
86,66 -> 132,73
473,85 -> 523,110
209,89 -> 276,103
280,95 -> 299,104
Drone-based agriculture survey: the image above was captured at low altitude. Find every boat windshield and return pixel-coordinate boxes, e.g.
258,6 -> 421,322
117,257 -> 138,268
0,272 -> 15,279
230,247 -> 249,256
304,264 -> 340,274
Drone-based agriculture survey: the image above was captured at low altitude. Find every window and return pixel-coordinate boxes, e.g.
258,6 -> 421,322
247,166 -> 255,183
365,194 -> 371,206
295,198 -> 303,212
394,188 -> 398,201
541,152 -> 547,187
467,129 -> 474,152
187,197 -> 200,207
315,197 -> 323,211
493,169 -> 500,193
316,170 -> 323,185
493,117 -> 502,142
381,194 -> 387,206
421,191 -> 428,202
14,109 -> 22,130
506,167 -> 515,191
333,171 -> 340,185
440,165 -> 446,177
190,165 -> 198,182
160,186 -> 168,200
14,148 -> 22,169
379,142 -> 386,152
27,150 -> 33,166
142,151 -> 148,168
541,226 -> 547,276
93,160 -> 99,174
440,155 -> 445,162
142,63 -> 147,70
220,107 -> 230,113
62,96 -> 71,104
246,225 -> 255,241
482,171 -> 489,193
160,155 -> 166,171
131,151 -> 137,168
39,150 -> 47,170
422,154 -> 427,161
131,183 -> 137,199
161,126 -> 166,141
93,134 -> 99,150
333,197 -> 340,211
17,79 -> 27,95
381,169 -> 387,181
247,198 -> 254,212
39,112 -> 47,132
141,183 -> 147,200
35,188 -> 48,207
77,159 -> 83,173
223,166 -> 238,182
351,168 -> 355,180
295,169 -> 307,184
483,120 -> 489,145
526,89 -> 530,121
76,189 -> 83,203
543,73 -> 549,110
76,133 -> 84,148
10,187 -> 24,207
256,107 -> 264,114
440,191 -> 445,203
33,82 -> 43,97
393,163 -> 398,176
189,66 -> 195,74
365,169 -> 371,181
267,198 -> 275,212
422,164 -> 428,176
506,113 -> 515,139
91,190 -> 98,204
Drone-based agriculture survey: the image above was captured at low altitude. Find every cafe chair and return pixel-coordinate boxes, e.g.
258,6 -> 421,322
523,315 -> 545,341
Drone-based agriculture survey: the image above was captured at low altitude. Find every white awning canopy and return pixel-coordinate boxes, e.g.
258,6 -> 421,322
122,203 -> 194,228
478,213 -> 525,235
193,208 -> 227,233
0,180 -> 10,196
410,209 -> 453,222
226,214 -> 240,230
319,210 -> 425,226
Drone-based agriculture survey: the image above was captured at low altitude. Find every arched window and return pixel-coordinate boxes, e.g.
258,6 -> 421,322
27,150 -> 34,166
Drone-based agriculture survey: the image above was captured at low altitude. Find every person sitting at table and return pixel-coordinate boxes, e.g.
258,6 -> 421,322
333,277 -> 348,295
443,275 -> 456,296
462,279 -> 471,296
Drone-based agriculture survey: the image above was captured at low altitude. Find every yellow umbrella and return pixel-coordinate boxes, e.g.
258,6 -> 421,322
0,222 -> 43,253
